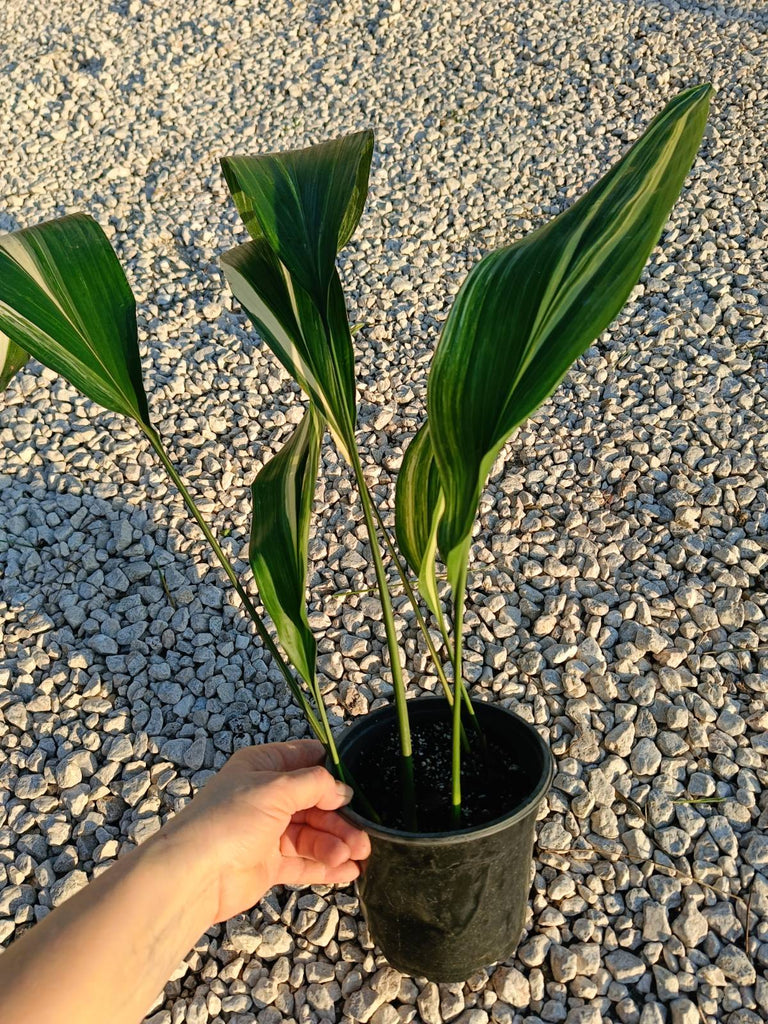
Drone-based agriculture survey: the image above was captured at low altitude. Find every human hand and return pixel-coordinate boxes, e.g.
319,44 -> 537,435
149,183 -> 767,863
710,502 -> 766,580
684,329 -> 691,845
152,740 -> 371,924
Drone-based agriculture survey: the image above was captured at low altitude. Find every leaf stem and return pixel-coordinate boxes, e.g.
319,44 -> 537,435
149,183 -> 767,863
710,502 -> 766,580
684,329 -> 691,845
348,446 -> 415,824
367,495 -> 476,751
348,451 -> 411,758
142,426 -> 325,742
310,673 -> 345,782
451,566 -> 468,825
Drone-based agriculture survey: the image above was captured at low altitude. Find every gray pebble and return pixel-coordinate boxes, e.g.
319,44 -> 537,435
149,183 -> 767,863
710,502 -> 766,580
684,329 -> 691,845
90,634 -> 118,656
50,869 -> 89,907
605,950 -> 645,983
716,944 -> 756,986
257,925 -> 293,960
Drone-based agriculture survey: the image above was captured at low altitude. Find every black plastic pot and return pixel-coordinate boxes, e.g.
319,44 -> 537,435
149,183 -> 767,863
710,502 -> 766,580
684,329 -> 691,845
331,697 -> 554,982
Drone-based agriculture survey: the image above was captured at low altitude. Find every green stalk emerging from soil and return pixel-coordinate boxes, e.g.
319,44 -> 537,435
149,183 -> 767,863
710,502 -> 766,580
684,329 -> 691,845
349,446 -> 416,827
451,568 -> 469,825
368,495 -> 478,753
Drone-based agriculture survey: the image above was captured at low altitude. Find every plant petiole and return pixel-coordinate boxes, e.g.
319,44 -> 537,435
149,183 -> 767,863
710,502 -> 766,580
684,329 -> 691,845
367,493 -> 479,752
142,425 -> 326,744
348,443 -> 416,825
451,571 -> 468,826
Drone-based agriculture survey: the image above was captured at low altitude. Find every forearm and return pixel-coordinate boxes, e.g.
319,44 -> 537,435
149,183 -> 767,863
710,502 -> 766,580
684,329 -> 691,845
0,830 -> 216,1024
0,742 -> 366,1024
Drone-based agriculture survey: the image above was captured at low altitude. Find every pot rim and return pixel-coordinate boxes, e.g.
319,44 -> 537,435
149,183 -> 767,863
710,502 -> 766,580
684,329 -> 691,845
332,696 -> 555,846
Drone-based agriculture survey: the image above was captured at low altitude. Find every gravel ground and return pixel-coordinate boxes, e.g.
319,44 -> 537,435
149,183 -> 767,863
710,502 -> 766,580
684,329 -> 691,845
1,0 -> 767,1022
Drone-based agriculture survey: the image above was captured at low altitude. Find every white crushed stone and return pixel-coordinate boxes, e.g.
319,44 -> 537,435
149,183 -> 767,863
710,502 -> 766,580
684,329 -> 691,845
1,1 -> 767,1023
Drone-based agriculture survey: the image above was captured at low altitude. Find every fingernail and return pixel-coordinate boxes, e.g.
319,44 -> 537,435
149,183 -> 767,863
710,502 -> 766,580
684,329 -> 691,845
335,781 -> 354,801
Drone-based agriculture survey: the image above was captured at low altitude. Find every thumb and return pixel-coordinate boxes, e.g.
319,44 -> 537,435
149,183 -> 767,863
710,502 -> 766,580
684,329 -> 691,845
277,765 -> 354,814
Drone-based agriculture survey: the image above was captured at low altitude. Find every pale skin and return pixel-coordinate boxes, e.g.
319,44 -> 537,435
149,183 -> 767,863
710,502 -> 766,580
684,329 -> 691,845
0,740 -> 371,1024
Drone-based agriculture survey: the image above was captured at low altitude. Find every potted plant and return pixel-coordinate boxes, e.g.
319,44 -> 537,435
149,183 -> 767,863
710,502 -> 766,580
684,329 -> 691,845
0,83 -> 711,981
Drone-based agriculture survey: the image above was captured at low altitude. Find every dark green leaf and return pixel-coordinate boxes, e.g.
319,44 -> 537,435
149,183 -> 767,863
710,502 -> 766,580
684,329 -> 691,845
394,420 -> 444,617
0,332 -> 28,391
250,406 -> 323,685
0,214 -> 150,426
221,238 -> 356,455
221,130 -> 373,312
428,85 -> 712,588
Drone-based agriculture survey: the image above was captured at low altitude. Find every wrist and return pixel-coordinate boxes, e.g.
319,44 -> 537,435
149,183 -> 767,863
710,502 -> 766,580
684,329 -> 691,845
138,827 -> 220,932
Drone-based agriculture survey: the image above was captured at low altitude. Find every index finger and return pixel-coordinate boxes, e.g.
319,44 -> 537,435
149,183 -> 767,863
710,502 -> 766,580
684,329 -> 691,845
292,807 -> 372,861
234,739 -> 326,774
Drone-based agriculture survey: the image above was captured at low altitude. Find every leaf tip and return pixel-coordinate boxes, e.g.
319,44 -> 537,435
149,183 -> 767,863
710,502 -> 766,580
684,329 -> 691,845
676,82 -> 714,112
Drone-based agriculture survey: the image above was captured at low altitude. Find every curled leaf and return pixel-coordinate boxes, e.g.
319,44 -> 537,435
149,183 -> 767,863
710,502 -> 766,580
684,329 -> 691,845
394,420 -> 444,618
0,214 -> 150,426
0,332 -> 28,392
221,240 -> 356,456
250,406 -> 323,685
221,130 -> 374,313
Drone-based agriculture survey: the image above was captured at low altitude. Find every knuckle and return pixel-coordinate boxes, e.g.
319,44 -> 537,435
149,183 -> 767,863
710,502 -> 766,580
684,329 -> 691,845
307,764 -> 331,786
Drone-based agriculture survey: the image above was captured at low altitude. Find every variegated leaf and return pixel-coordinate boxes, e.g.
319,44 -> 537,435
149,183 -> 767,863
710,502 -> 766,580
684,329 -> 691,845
0,332 -> 28,391
427,84 -> 712,590
250,406 -> 323,686
221,238 -> 356,458
221,131 -> 374,461
221,130 -> 373,313
394,420 -> 444,618
0,214 -> 150,425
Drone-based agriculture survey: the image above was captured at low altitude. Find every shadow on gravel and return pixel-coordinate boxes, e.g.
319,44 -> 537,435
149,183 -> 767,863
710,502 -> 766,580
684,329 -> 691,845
0,428 -> 261,736
612,0 -> 766,32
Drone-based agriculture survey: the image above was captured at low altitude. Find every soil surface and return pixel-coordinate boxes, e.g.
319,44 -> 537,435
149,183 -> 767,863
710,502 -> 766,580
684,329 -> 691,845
348,716 -> 536,833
